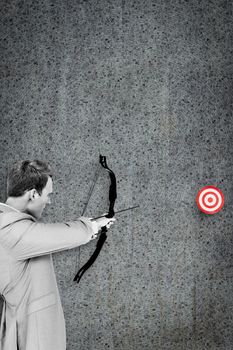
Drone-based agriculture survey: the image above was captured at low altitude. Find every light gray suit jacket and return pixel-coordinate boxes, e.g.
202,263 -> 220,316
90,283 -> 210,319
0,203 -> 95,350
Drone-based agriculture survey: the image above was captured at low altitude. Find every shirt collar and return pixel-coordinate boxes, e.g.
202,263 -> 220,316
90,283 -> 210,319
0,203 -> 20,213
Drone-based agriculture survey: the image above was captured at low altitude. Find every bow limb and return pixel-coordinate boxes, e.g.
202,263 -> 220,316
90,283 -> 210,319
99,154 -> 117,219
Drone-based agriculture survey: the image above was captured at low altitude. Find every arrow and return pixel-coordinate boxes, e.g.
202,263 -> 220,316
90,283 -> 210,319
92,205 -> 139,220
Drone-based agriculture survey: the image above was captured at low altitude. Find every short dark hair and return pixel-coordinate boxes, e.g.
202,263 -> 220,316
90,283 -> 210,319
7,160 -> 53,197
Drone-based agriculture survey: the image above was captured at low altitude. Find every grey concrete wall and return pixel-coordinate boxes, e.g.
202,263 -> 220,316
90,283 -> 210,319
0,0 -> 233,349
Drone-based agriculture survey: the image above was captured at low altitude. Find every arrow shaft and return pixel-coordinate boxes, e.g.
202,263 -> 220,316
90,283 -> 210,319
92,205 -> 139,220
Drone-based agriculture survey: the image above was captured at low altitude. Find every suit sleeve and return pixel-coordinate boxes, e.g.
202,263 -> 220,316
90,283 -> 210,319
1,217 -> 96,260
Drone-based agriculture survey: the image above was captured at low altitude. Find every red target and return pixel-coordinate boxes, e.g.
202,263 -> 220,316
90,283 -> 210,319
196,186 -> 224,214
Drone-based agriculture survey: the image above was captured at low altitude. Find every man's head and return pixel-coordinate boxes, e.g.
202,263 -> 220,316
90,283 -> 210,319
6,160 -> 53,219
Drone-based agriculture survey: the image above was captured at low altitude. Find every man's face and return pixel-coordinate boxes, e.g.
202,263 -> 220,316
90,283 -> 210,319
28,176 -> 53,219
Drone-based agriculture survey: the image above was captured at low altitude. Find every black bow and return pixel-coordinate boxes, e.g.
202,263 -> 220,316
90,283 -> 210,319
73,155 -> 117,283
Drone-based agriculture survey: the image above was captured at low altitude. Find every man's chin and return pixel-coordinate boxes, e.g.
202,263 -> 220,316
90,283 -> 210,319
34,212 -> 42,220
25,209 -> 42,220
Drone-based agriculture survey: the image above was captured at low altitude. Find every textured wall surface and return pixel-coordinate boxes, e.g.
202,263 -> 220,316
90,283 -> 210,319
0,0 -> 233,349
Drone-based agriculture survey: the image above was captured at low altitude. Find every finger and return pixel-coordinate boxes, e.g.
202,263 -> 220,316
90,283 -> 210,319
107,221 -> 114,228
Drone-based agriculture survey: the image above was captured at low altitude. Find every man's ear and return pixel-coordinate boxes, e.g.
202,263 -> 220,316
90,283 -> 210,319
28,189 -> 40,201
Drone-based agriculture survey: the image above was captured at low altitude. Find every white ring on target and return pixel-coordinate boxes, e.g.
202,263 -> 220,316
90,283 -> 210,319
204,194 -> 217,206
198,188 -> 222,212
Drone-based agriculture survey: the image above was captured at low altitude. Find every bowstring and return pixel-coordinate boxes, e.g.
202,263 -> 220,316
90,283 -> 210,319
74,160 -> 102,279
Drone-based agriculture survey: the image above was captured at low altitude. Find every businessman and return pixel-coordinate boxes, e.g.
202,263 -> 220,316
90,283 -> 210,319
0,160 -> 115,350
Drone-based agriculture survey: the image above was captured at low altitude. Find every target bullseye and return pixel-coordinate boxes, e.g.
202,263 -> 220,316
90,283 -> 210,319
196,186 -> 224,214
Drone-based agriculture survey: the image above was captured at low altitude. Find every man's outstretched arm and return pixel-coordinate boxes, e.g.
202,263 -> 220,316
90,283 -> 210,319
0,216 -> 97,260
